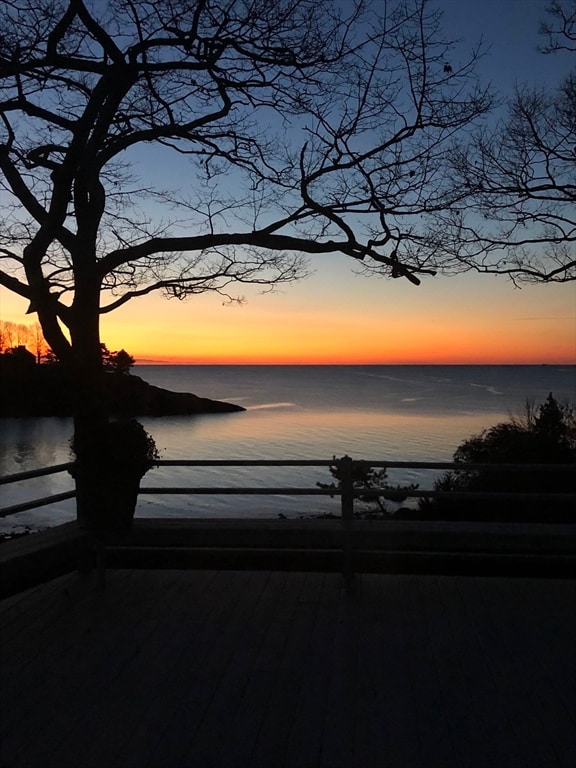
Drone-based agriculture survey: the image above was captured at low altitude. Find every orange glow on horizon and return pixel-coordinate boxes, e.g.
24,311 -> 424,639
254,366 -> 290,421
112,313 -> 576,366
122,310 -> 575,365
2,269 -> 575,367
130,344 -> 574,366
97,275 -> 575,366
132,355 -> 573,365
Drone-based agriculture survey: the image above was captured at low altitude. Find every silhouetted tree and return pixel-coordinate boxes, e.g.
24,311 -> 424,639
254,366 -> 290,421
420,394 -> 576,522
0,0 -> 492,379
31,321 -> 49,364
0,0 -> 493,518
540,0 -> 576,53
0,320 -> 30,352
101,345 -> 135,375
318,458 -> 418,517
0,319 -> 50,359
443,1 -> 575,284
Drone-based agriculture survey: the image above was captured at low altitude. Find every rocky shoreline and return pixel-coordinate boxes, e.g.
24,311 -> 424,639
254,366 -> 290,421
0,367 -> 245,417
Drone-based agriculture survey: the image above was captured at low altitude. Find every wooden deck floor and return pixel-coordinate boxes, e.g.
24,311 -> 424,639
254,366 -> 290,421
1,569 -> 575,768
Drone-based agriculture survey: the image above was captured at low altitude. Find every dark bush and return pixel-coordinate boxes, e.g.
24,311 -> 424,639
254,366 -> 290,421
419,394 -> 576,523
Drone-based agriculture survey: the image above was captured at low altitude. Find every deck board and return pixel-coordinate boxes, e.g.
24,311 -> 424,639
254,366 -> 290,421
1,569 -> 575,768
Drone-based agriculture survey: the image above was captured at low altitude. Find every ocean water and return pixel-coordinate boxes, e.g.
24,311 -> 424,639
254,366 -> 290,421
1,365 -> 574,531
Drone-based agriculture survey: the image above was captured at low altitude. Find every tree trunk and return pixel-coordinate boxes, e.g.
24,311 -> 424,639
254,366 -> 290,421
69,284 -> 110,527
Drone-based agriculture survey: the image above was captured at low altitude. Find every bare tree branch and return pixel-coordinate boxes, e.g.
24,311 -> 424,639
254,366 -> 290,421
440,0 -> 575,285
0,0 -> 492,366
540,0 -> 576,52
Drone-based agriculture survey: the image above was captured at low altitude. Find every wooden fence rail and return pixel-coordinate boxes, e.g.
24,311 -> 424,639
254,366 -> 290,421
1,457 -> 574,522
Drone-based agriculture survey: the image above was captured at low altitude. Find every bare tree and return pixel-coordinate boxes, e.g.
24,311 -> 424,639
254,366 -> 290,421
540,0 -> 576,53
0,0 -> 491,377
442,1 -> 575,284
0,319 -> 31,351
31,321 -> 49,363
0,318 -> 51,358
0,0 -> 499,524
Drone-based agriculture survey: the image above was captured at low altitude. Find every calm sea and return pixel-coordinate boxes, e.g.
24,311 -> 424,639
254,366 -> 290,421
1,365 -> 574,532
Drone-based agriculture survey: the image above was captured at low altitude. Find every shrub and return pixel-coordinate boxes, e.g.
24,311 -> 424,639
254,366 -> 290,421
419,394 -> 576,522
71,419 -> 159,477
318,457 -> 419,518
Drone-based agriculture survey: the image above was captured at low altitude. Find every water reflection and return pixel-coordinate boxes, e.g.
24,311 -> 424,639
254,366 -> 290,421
140,408 -> 503,462
135,407 -> 506,520
0,418 -> 75,534
0,417 -> 73,473
3,362 -> 573,530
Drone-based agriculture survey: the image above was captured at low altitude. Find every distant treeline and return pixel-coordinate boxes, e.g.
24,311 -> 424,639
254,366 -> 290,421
0,319 -> 135,374
0,320 -> 48,363
0,339 -> 241,417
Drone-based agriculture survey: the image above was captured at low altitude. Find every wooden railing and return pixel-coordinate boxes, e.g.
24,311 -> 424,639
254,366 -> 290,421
1,457 -> 574,522
0,463 -> 76,518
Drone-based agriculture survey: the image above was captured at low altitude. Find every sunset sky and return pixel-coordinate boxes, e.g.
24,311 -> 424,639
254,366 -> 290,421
1,0 -> 575,365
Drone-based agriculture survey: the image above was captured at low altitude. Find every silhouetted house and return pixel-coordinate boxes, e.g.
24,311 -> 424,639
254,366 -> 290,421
1,345 -> 36,372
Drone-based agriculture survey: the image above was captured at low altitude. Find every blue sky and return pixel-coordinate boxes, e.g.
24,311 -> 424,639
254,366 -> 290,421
1,0 -> 574,364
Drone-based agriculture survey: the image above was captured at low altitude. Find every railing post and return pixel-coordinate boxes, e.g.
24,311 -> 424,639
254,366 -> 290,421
338,455 -> 355,579
339,455 -> 354,522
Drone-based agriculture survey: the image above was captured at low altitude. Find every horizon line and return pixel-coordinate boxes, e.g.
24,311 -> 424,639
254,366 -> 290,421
134,359 -> 574,366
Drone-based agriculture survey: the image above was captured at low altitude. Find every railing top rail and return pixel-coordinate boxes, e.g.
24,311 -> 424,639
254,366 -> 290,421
0,462 -> 74,486
347,460 -> 576,472
155,459 -> 575,472
0,457 -> 574,521
157,459 -> 337,468
0,491 -> 77,519
2,458 -> 573,486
